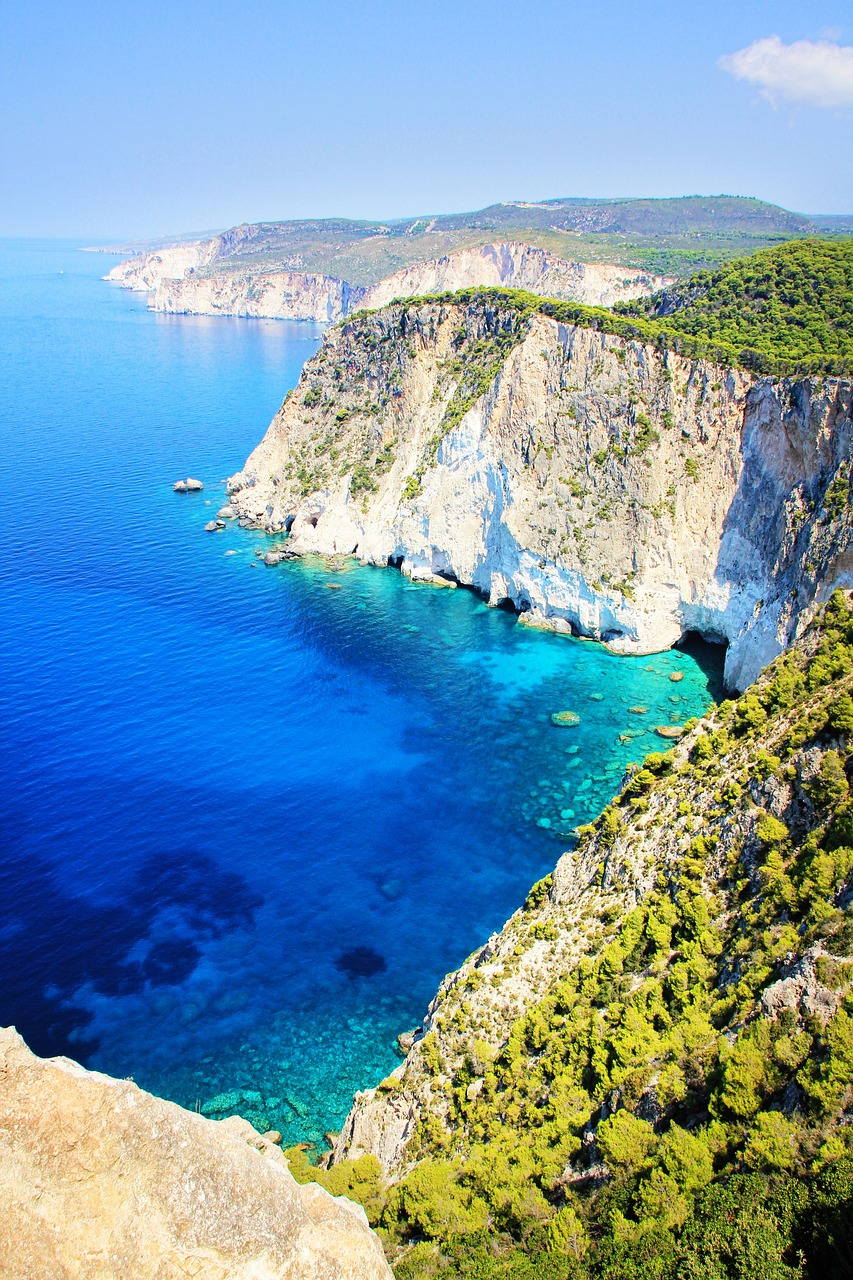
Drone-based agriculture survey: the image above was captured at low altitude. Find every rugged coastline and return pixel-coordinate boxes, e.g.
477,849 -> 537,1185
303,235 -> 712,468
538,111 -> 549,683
311,590 -> 853,1280
8,236 -> 849,1278
107,237 -> 668,324
225,290 -> 853,691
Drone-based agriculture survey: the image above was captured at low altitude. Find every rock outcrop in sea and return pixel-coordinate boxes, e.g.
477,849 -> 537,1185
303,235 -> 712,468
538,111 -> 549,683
225,294 -> 853,691
0,1027 -> 391,1279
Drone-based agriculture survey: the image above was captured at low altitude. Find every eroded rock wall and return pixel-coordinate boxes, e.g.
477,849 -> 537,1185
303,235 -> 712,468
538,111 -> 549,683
106,240 -> 667,322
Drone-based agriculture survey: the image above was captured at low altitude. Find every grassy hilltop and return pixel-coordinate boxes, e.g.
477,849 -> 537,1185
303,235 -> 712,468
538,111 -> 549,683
121,196 -> 852,288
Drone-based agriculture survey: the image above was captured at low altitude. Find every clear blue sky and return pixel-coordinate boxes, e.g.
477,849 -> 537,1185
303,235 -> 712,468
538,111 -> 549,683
2,0 -> 851,238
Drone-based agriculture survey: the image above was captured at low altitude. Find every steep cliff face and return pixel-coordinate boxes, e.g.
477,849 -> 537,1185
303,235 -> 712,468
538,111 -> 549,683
329,598 -> 853,1195
153,268 -> 356,323
358,244 -> 666,312
107,240 -> 667,322
0,1027 -> 391,1280
226,296 -> 853,691
106,241 -> 206,290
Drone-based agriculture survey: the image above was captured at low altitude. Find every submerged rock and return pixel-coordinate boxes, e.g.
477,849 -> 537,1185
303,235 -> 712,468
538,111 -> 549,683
669,671 -> 684,682
627,705 -> 649,714
201,1090 -> 242,1115
655,725 -> 685,739
551,711 -> 581,727
335,946 -> 387,978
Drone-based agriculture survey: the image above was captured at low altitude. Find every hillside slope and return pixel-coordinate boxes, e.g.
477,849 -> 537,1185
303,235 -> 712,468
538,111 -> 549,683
623,239 -> 853,372
297,593 -> 853,1279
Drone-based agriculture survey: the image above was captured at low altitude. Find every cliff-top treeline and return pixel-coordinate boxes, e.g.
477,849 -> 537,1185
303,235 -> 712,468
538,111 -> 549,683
289,593 -> 853,1279
380,239 -> 853,377
621,239 -> 853,373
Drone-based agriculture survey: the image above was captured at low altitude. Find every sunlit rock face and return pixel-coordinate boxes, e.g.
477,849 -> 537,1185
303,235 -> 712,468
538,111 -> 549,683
226,297 -> 853,691
106,239 -> 668,322
0,1027 -> 392,1280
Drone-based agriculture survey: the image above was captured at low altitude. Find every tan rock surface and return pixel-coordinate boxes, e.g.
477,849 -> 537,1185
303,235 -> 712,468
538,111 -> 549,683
0,1027 -> 391,1280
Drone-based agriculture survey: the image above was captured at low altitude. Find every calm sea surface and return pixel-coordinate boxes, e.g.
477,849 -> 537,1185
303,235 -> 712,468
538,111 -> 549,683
0,240 -> 723,1143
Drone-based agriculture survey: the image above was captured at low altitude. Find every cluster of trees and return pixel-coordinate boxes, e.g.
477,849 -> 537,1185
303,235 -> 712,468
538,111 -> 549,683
619,239 -> 853,375
389,239 -> 853,380
289,593 -> 853,1277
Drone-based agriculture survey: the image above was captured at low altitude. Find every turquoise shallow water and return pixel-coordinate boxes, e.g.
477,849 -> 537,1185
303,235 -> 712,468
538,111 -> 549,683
0,240 -> 723,1145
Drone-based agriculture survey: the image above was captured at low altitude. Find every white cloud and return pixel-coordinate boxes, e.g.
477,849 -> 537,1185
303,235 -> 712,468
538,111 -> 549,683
719,35 -> 853,108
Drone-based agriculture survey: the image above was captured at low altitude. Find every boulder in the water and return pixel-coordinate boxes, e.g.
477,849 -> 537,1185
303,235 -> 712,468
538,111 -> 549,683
334,946 -> 387,978
186,477 -> 204,491
551,711 -> 581,727
669,671 -> 684,682
396,1030 -> 417,1056
204,520 -> 219,532
627,705 -> 648,714
656,725 -> 685,739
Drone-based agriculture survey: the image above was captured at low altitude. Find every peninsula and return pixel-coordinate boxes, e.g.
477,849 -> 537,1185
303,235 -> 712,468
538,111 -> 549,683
104,195 -> 843,326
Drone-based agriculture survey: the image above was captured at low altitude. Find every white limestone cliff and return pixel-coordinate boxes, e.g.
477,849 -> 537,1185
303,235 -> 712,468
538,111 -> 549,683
106,239 -> 668,323
226,297 -> 853,692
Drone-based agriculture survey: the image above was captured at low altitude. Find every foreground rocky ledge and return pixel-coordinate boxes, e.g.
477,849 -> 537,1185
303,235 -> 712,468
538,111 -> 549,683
0,1027 -> 391,1280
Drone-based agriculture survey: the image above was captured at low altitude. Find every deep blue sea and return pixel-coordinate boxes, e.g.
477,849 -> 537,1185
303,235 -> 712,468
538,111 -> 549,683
0,240 -> 723,1145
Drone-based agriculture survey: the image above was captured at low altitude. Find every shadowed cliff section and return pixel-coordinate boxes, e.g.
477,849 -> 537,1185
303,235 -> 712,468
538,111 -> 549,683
0,1027 -> 392,1280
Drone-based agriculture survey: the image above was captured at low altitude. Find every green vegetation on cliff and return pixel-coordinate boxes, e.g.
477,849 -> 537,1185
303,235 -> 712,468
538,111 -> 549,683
620,239 -> 853,374
291,592 -> 853,1278
377,239 -> 853,378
